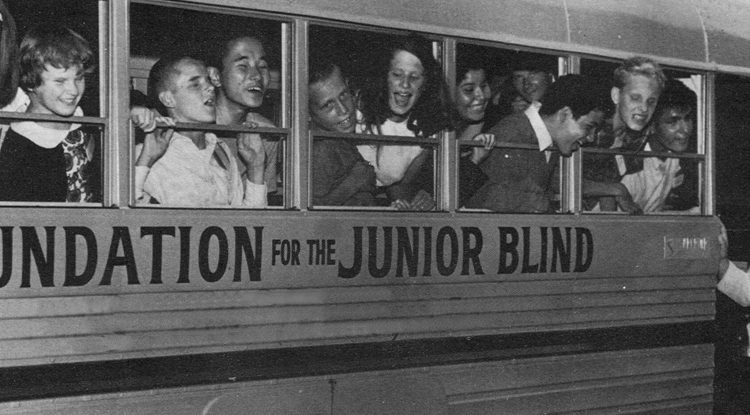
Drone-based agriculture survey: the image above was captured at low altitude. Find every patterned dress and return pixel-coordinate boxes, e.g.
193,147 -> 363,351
62,129 -> 95,202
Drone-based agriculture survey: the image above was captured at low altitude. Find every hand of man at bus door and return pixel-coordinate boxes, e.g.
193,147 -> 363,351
718,224 -> 730,278
470,133 -> 496,165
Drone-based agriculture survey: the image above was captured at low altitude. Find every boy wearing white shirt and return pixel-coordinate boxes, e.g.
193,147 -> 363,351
620,79 -> 698,213
134,55 -> 266,207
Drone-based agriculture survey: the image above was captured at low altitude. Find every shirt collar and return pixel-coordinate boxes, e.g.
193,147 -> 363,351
169,131 -> 218,161
10,106 -> 84,149
524,102 -> 553,152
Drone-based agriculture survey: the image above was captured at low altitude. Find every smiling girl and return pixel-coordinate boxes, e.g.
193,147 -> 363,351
357,34 -> 451,209
0,24 -> 95,202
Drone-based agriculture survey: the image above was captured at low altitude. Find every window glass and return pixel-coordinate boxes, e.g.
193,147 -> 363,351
130,3 -> 286,207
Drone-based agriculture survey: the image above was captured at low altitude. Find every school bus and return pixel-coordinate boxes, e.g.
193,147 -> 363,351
0,0 -> 741,413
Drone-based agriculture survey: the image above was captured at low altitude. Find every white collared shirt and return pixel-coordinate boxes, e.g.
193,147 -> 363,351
135,132 -> 267,207
620,143 -> 682,212
10,107 -> 84,148
524,102 -> 553,162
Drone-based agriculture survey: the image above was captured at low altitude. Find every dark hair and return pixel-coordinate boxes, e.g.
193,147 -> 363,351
308,55 -> 340,86
360,34 -> 451,137
147,54 -> 197,115
613,56 -> 666,91
206,34 -> 269,72
539,74 -> 613,119
452,57 -> 489,130
510,58 -> 550,74
455,54 -> 491,85
19,24 -> 94,92
0,0 -> 18,107
654,78 -> 696,119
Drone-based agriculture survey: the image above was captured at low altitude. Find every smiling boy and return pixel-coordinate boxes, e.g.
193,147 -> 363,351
309,58 -> 375,206
208,36 -> 278,195
620,79 -> 698,212
134,55 -> 266,207
466,75 -> 609,213
582,57 -> 666,212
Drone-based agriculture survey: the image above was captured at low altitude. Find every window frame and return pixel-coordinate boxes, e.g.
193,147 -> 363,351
110,1 -> 715,216
123,0 -> 293,209
0,0 -> 108,207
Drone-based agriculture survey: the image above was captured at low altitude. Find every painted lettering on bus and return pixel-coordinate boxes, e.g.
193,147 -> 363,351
0,224 -> 596,287
338,226 -> 484,278
337,225 -> 593,278
497,226 -> 593,274
0,226 -> 264,288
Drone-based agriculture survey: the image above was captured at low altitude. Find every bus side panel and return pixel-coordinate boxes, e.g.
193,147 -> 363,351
0,380 -> 331,415
0,344 -> 713,414
442,344 -> 714,414
0,210 -> 721,367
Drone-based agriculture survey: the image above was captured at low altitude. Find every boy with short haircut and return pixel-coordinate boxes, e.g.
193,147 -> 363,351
466,74 -> 609,213
582,56 -> 666,212
0,24 -> 96,202
308,58 -> 376,206
134,55 -> 267,207
620,79 -> 699,212
207,36 -> 278,195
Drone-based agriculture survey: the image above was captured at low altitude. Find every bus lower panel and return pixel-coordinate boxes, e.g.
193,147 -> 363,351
0,342 -> 714,414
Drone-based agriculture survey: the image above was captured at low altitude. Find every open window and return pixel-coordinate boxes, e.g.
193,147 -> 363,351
455,43 -> 564,213
129,2 -> 289,208
579,58 -> 704,215
0,0 -> 104,205
307,25 -> 442,210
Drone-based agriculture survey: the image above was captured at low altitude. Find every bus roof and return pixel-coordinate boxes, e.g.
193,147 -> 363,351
216,0 -> 750,74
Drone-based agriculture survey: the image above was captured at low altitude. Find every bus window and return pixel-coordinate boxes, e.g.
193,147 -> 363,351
579,57 -> 618,84
579,57 -> 704,215
130,3 -> 287,207
7,0 -> 100,116
455,43 -> 566,213
308,26 -> 446,210
0,0 -> 103,204
467,46 -> 559,122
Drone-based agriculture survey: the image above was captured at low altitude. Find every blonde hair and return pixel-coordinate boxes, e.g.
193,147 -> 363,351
613,56 -> 666,92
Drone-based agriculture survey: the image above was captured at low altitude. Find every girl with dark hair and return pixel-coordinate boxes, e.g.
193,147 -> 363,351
357,34 -> 451,210
453,59 -> 496,207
